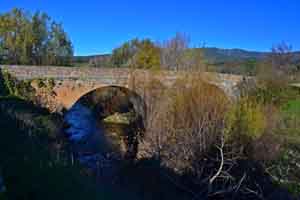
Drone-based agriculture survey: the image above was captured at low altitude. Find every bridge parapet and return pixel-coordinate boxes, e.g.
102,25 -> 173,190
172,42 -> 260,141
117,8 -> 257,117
0,65 -> 248,111
0,65 -> 133,81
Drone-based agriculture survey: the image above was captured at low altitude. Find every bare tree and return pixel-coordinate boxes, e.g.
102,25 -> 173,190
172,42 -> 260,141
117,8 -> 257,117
160,33 -> 190,70
270,42 -> 296,74
257,42 -> 297,87
160,33 -> 207,71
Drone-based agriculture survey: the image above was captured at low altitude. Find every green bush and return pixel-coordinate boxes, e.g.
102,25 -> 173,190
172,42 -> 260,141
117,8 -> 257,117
226,98 -> 266,140
0,70 -> 35,100
1,70 -> 18,96
281,100 -> 300,137
225,97 -> 267,156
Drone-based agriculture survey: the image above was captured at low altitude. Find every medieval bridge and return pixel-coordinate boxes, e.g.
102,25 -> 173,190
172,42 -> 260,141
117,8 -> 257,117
0,65 -> 246,112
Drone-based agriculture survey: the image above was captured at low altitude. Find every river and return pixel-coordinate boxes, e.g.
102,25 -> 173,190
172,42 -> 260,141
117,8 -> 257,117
63,102 -> 136,174
64,103 -> 113,171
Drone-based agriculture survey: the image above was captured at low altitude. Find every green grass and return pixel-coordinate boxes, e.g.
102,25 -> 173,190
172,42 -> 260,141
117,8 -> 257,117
282,99 -> 300,115
269,99 -> 300,196
280,99 -> 300,139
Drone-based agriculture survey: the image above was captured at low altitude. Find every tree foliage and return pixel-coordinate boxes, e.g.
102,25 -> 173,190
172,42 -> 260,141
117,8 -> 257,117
110,34 -> 207,70
0,8 -> 73,66
111,38 -> 160,69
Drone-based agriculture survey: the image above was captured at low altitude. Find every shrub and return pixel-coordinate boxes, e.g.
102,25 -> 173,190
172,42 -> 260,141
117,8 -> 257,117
227,98 -> 266,139
1,70 -> 18,96
225,97 -> 267,156
140,73 -> 229,175
0,70 -> 35,99
281,99 -> 300,135
136,72 -> 289,198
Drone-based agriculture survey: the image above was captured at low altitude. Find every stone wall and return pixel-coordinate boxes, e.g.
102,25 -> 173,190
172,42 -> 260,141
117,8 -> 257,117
0,65 -> 131,81
0,65 -> 247,111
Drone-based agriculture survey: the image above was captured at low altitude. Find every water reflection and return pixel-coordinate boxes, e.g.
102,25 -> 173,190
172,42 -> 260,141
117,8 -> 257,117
64,103 -> 97,142
64,103 -> 115,170
63,102 -> 141,172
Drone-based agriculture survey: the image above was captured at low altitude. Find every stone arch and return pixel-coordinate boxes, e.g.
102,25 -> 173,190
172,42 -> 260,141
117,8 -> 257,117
71,85 -> 146,121
64,85 -> 146,160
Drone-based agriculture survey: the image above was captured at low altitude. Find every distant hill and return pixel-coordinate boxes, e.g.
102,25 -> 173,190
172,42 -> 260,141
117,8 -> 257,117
73,48 -> 300,66
203,48 -> 300,64
201,48 -> 268,63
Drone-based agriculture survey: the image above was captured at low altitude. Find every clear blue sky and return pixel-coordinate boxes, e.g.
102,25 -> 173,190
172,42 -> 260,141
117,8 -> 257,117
1,0 -> 300,55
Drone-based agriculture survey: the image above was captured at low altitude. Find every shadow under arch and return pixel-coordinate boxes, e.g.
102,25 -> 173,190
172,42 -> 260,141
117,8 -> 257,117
75,85 -> 146,121
63,85 -> 147,160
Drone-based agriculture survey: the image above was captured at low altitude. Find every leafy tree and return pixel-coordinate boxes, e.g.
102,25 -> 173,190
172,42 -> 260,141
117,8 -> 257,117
0,8 -> 73,66
111,39 -> 137,67
46,22 -> 73,66
111,38 -> 160,69
0,8 -> 29,64
131,39 -> 160,69
31,12 -> 50,65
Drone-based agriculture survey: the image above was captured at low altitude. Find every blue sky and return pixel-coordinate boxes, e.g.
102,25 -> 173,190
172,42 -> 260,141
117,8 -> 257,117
1,0 -> 300,55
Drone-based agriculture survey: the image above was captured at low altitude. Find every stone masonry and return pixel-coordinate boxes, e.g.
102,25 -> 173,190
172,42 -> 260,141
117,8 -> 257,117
0,65 -> 247,111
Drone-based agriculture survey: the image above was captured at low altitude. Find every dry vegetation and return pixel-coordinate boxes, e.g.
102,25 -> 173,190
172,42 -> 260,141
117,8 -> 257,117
124,62 -> 300,199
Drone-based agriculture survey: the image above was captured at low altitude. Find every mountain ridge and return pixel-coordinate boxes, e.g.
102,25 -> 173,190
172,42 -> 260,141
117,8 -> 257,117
73,48 -> 300,64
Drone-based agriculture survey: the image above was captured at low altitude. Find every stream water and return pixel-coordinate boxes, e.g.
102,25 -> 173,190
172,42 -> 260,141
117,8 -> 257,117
64,103 -> 98,142
63,102 -> 135,177
64,103 -> 117,172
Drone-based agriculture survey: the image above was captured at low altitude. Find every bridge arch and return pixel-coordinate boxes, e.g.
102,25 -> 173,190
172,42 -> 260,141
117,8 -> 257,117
69,85 -> 146,120
63,85 -> 146,159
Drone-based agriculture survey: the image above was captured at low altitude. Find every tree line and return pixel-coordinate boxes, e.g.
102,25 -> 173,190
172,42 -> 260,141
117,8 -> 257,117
91,33 -> 207,71
93,34 -> 299,81
0,8 -> 73,66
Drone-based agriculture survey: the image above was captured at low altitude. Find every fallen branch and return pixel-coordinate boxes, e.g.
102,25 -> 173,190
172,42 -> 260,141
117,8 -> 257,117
209,137 -> 225,186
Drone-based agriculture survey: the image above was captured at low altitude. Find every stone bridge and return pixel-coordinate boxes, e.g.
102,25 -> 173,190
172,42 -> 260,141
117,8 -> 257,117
0,65 -> 246,111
